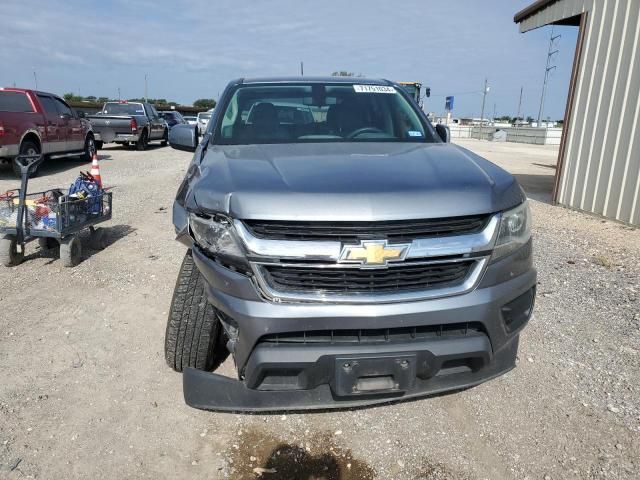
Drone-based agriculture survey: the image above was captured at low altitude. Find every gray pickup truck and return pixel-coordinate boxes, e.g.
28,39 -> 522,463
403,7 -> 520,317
165,77 -> 536,412
87,101 -> 168,150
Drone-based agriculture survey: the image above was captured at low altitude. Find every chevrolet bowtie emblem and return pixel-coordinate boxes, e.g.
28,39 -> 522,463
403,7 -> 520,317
339,240 -> 410,267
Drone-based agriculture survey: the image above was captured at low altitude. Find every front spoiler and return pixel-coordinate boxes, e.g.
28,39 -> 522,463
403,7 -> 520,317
183,335 -> 519,412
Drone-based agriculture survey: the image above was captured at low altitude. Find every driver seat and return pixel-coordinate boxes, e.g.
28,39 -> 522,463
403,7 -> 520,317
326,98 -> 364,136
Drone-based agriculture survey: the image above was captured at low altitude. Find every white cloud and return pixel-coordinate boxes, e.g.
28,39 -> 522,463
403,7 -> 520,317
0,0 -> 577,117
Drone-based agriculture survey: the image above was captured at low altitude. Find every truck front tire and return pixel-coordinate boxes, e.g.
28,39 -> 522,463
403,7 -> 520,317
81,134 -> 96,161
165,251 -> 226,372
136,130 -> 148,151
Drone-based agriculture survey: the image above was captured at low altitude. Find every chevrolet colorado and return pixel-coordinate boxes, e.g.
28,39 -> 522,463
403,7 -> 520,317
165,77 -> 536,411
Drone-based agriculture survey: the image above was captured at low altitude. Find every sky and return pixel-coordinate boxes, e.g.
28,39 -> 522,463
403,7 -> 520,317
0,0 -> 578,120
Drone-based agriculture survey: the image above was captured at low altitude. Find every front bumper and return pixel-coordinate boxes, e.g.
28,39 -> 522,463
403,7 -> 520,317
184,243 -> 536,412
185,334 -> 519,412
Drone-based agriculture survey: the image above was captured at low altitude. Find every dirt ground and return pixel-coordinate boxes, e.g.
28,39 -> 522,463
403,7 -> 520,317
0,141 -> 638,479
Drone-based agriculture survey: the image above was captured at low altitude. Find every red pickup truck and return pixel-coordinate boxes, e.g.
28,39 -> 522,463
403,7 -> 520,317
0,88 -> 95,176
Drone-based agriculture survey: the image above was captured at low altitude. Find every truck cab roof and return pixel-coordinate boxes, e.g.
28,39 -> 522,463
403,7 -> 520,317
234,77 -> 394,86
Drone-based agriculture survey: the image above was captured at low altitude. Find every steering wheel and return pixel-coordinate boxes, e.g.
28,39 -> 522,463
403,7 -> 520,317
347,127 -> 386,139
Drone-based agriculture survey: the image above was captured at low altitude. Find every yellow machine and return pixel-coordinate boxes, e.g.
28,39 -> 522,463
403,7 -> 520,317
397,81 -> 423,105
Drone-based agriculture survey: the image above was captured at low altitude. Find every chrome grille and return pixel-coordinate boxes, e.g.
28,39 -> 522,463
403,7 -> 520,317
260,260 -> 474,294
243,215 -> 491,243
236,214 -> 498,304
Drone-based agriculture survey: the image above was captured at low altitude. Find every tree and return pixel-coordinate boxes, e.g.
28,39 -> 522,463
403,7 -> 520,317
193,98 -> 216,109
63,92 -> 83,102
331,71 -> 356,77
97,97 -> 110,103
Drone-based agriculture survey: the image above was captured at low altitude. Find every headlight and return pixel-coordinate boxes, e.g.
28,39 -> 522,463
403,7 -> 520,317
189,213 -> 249,271
492,201 -> 531,261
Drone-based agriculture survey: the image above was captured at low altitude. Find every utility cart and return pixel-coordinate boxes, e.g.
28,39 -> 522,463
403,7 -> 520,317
0,155 -> 112,267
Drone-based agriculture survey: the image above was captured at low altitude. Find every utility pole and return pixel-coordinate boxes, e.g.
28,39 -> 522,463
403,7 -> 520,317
538,27 -> 560,127
300,61 -> 304,76
479,78 -> 489,140
493,103 -> 497,122
118,87 -> 121,101
33,70 -> 38,90
517,86 -> 523,124
144,74 -> 148,101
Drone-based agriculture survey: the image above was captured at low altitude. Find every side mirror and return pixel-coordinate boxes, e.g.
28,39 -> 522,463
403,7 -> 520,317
76,111 -> 86,118
436,124 -> 450,143
169,124 -> 199,152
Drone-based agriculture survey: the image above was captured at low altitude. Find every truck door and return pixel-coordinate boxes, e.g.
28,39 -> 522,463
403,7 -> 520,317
36,94 -> 63,153
146,104 -> 163,139
53,97 -> 84,151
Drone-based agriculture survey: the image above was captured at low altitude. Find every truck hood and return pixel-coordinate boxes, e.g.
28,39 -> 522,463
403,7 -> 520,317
187,142 -> 525,221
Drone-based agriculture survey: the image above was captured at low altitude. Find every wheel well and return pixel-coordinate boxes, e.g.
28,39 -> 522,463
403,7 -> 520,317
21,132 -> 41,152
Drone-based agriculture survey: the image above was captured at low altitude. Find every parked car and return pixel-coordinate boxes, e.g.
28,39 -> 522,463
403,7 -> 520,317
0,87 -> 95,176
196,111 -> 211,134
86,101 -> 167,151
165,77 -> 536,412
183,116 -> 198,126
159,111 -> 187,129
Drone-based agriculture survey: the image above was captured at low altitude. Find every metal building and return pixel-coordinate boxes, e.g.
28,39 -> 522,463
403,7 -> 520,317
515,0 -> 640,225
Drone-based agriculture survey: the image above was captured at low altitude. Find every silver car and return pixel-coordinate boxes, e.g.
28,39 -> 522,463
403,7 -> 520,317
166,77 -> 536,412
197,112 -> 212,134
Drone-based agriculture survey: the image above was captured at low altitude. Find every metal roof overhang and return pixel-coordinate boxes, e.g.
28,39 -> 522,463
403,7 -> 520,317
514,0 -> 582,32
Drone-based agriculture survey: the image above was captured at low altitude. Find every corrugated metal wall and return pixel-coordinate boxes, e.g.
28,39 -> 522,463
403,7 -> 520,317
520,0 -> 640,225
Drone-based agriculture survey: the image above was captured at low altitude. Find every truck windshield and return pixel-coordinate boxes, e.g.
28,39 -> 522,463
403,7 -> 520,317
216,83 -> 435,144
103,103 -> 145,115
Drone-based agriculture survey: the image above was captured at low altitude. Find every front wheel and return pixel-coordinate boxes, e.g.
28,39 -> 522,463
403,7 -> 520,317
0,236 -> 24,267
60,235 -> 82,267
81,134 -> 96,161
165,251 -> 227,372
136,130 -> 148,151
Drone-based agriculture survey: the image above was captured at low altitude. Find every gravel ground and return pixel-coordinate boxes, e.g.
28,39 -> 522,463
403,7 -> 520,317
0,143 -> 638,479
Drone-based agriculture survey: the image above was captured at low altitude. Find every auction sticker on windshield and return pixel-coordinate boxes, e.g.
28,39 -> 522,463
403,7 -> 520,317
353,85 -> 396,94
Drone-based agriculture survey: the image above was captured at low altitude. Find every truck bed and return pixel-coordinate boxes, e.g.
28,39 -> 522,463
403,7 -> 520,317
85,115 -> 138,143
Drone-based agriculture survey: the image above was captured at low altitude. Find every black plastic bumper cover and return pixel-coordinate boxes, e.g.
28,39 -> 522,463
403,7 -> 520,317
183,334 -> 520,412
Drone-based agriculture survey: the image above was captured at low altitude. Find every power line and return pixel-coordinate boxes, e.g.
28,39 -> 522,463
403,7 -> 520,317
428,90 -> 484,98
517,86 -> 524,121
478,79 -> 490,140
538,26 -> 561,126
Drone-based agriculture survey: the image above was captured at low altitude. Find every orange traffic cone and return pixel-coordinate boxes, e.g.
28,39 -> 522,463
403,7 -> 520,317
90,152 -> 102,188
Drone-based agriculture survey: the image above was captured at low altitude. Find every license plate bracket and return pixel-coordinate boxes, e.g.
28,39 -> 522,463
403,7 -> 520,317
333,354 -> 417,397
